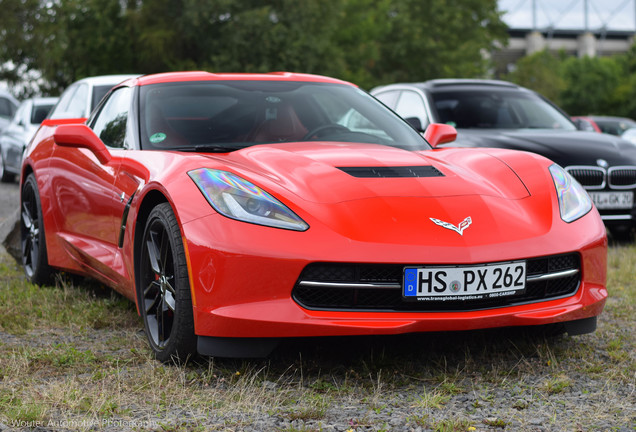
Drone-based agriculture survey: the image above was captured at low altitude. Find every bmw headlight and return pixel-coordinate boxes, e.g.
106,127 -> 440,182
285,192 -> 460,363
549,164 -> 592,223
188,168 -> 309,231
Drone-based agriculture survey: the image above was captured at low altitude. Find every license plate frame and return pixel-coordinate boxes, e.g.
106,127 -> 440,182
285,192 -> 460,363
588,191 -> 633,210
403,261 -> 526,301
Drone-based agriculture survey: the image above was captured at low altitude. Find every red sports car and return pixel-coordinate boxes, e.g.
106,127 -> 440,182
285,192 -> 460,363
21,72 -> 607,361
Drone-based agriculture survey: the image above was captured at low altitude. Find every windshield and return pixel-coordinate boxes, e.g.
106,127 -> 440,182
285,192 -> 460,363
139,81 -> 428,151
430,89 -> 576,131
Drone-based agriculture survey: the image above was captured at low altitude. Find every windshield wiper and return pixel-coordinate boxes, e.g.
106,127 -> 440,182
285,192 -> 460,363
177,144 -> 249,153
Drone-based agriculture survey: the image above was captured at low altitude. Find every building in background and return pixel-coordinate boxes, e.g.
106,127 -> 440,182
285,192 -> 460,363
495,0 -> 636,73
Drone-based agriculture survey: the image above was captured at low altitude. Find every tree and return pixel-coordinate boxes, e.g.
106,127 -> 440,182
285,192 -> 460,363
0,0 -> 508,96
370,0 -> 508,86
559,56 -> 622,115
505,50 -> 566,105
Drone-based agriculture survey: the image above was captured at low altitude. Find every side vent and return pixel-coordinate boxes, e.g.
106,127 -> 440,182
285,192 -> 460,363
337,166 -> 444,178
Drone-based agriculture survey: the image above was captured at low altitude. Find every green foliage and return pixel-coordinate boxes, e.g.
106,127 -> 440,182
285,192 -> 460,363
0,0 -> 507,95
506,47 -> 636,118
559,56 -> 622,115
505,50 -> 567,105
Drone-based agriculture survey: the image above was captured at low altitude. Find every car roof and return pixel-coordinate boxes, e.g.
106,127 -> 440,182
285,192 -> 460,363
0,88 -> 19,105
72,74 -> 141,87
28,97 -> 59,105
373,79 -> 524,94
133,71 -> 354,87
587,115 -> 635,122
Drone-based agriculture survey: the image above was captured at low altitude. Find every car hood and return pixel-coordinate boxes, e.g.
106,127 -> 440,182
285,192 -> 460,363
206,142 -> 530,205
188,142 -> 565,246
450,129 -> 636,166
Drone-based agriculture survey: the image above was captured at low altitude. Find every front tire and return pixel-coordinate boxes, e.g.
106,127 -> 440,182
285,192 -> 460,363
0,150 -> 15,183
21,173 -> 53,284
138,203 -> 197,363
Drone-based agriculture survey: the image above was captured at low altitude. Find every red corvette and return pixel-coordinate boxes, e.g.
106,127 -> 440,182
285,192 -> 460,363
21,72 -> 607,361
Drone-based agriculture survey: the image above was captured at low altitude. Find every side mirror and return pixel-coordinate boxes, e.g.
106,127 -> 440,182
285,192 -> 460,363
53,124 -> 112,164
424,123 -> 457,148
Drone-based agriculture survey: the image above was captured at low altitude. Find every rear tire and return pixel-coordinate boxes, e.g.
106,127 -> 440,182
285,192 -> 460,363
21,173 -> 53,284
138,203 -> 197,363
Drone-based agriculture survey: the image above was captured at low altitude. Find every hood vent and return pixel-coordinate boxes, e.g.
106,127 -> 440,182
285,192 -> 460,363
338,166 -> 444,178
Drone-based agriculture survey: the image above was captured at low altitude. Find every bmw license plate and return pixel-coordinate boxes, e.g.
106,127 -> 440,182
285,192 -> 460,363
588,191 -> 633,209
403,262 -> 526,301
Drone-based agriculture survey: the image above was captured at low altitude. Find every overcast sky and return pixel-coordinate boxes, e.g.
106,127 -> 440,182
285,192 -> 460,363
499,0 -> 636,30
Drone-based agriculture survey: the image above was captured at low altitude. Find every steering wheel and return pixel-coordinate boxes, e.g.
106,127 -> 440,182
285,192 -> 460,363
303,124 -> 350,140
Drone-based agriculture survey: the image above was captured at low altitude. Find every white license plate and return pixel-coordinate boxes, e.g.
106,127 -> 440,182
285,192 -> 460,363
589,191 -> 633,209
403,262 -> 526,301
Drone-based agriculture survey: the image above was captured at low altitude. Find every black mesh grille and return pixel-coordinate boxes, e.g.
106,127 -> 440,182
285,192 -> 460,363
567,168 -> 605,187
609,168 -> 636,188
337,166 -> 444,178
292,253 -> 581,311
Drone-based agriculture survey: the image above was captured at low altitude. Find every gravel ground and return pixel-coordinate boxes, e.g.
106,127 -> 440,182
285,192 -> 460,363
0,309 -> 633,432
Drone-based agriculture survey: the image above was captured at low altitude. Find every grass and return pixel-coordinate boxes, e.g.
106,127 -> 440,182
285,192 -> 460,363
0,243 -> 634,431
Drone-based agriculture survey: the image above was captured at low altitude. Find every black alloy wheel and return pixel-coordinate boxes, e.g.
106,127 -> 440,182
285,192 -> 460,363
21,173 -> 52,284
139,203 -> 196,363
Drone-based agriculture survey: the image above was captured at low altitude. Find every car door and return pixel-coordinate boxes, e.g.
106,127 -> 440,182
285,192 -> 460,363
48,87 -> 132,282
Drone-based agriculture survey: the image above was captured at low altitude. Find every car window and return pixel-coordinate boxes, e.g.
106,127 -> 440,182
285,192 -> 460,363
91,87 -> 132,149
50,84 -> 89,119
49,85 -> 76,119
67,83 -> 88,117
431,89 -> 576,130
374,91 -> 399,109
595,119 -> 636,136
394,91 -> 429,127
0,97 -> 15,120
92,85 -> 116,113
30,103 -> 55,124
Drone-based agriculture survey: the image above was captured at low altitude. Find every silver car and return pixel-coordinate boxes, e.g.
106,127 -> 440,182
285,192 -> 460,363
0,89 -> 19,133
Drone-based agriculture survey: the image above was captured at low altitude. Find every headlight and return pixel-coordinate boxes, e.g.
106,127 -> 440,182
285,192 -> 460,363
549,164 -> 592,223
188,168 -> 309,231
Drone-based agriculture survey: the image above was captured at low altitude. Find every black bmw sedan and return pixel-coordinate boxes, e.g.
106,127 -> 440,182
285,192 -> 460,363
371,79 -> 636,240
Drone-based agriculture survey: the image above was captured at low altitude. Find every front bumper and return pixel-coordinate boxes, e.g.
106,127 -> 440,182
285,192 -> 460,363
181,211 -> 607,339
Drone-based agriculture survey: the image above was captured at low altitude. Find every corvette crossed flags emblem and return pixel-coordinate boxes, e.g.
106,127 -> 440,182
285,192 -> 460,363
430,216 -> 472,236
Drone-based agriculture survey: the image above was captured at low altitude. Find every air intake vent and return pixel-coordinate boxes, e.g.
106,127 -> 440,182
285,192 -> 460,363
338,166 -> 444,178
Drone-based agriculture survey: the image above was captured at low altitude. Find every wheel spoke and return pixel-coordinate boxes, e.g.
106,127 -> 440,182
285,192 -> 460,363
144,289 -> 161,314
158,296 -> 166,344
22,203 -> 33,230
146,314 -> 159,344
22,237 -> 32,267
164,290 -> 176,312
145,233 -> 162,275
159,229 -> 169,274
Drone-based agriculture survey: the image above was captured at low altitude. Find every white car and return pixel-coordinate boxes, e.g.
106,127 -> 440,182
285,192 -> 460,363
0,97 -> 58,182
48,75 -> 139,120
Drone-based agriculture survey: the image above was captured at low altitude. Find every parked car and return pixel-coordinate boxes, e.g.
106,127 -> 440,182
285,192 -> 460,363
0,97 -> 58,182
22,72 -> 606,361
572,115 -> 636,136
371,79 -> 636,240
48,74 -> 139,120
0,89 -> 19,133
